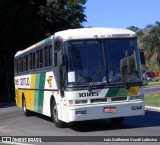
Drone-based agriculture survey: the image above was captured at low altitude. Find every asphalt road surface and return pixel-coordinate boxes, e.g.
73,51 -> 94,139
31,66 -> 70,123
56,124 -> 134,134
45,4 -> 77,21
144,86 -> 160,94
0,105 -> 160,145
0,87 -> 160,145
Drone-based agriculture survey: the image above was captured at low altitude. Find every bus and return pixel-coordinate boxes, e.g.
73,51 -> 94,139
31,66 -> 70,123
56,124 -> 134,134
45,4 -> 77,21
14,28 -> 145,128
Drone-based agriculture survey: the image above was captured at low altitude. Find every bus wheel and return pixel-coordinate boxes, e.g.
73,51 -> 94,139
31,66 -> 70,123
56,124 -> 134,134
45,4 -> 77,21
51,99 -> 65,128
22,98 -> 31,116
110,117 -> 125,125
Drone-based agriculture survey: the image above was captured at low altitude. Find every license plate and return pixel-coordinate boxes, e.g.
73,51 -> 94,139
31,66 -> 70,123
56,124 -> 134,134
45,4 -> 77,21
104,107 -> 117,113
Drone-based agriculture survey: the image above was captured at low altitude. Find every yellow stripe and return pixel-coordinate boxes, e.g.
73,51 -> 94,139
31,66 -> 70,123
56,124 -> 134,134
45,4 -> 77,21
26,74 -> 36,111
127,86 -> 140,96
35,42 -> 41,47
15,89 -> 22,107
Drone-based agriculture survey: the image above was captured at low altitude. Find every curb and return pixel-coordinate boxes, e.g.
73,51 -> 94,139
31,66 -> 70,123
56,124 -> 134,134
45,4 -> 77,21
145,106 -> 160,112
144,85 -> 160,88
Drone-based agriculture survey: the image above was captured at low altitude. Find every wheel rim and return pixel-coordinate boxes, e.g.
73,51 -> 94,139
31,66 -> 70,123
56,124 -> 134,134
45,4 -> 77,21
23,100 -> 26,112
52,103 -> 58,122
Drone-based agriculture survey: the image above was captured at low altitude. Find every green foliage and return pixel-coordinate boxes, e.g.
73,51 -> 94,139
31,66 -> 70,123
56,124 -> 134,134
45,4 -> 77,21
142,21 -> 160,51
127,26 -> 140,32
39,0 -> 87,36
0,0 -> 45,51
0,0 -> 87,102
0,0 -> 87,52
128,21 -> 160,70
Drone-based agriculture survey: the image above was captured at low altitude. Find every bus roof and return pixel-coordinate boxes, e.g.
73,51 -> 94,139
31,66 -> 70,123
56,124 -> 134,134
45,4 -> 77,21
55,27 -> 136,41
15,28 -> 136,57
15,35 -> 53,57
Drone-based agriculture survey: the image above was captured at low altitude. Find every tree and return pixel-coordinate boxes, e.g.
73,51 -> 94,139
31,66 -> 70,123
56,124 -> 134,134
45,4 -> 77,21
145,24 -> 154,30
39,0 -> 87,36
127,26 -> 140,32
141,21 -> 160,69
0,0 -> 87,103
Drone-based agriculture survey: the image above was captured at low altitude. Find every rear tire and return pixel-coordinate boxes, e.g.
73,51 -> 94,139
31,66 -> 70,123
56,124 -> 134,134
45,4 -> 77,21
51,99 -> 66,128
110,117 -> 125,125
22,97 -> 32,116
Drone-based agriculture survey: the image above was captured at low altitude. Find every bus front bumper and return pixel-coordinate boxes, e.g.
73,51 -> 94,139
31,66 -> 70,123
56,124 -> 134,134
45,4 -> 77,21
65,101 -> 145,123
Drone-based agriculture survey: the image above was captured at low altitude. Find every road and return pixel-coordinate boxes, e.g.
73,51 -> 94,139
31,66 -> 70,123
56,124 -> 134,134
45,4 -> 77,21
0,87 -> 160,145
144,86 -> 160,94
1,107 -> 160,145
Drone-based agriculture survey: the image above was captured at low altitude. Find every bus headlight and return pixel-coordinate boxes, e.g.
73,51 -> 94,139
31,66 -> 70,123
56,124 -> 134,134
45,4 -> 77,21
68,99 -> 88,105
130,95 -> 143,100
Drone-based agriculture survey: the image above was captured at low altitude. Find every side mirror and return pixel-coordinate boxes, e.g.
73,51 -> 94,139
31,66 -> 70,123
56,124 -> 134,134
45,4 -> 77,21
140,49 -> 145,65
58,51 -> 64,66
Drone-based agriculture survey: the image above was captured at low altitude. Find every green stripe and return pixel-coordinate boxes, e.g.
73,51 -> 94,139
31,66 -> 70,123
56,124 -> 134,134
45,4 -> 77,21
34,73 -> 46,113
105,88 -> 129,97
34,74 -> 40,112
106,88 -> 120,97
116,88 -> 128,96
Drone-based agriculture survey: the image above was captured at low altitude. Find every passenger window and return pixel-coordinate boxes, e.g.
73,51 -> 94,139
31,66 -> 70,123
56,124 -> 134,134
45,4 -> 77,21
54,41 -> 62,67
26,55 -> 29,71
23,57 -> 26,71
49,45 -> 52,66
32,52 -> 35,70
45,46 -> 49,67
40,49 -> 43,68
29,53 -> 32,70
21,57 -> 23,72
36,50 -> 39,69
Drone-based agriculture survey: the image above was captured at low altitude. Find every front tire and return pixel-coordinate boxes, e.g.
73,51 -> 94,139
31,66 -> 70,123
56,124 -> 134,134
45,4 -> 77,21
22,97 -> 32,116
51,99 -> 66,128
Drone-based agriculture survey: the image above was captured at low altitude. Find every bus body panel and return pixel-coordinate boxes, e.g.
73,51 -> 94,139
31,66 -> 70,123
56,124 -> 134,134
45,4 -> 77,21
15,71 -> 58,116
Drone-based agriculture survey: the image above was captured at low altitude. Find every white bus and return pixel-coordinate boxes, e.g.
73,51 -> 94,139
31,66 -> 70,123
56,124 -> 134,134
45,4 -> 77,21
14,28 -> 145,128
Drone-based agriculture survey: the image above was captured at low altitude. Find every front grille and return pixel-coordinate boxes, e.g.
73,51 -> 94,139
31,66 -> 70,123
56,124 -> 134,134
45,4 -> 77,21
111,97 -> 127,102
91,98 -> 107,103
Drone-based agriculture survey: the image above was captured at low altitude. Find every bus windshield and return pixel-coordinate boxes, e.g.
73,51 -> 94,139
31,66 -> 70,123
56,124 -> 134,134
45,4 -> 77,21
64,38 -> 141,87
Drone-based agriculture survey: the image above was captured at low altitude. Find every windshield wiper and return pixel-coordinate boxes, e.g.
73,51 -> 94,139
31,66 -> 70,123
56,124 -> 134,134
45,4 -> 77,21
117,74 -> 129,88
112,64 -> 129,88
88,66 -> 103,91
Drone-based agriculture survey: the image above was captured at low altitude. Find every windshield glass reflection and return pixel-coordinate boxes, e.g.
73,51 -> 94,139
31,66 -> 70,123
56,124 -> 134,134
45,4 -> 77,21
64,38 -> 141,87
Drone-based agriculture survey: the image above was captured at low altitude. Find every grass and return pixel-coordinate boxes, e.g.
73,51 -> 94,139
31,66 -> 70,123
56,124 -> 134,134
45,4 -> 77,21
143,78 -> 160,86
145,92 -> 160,107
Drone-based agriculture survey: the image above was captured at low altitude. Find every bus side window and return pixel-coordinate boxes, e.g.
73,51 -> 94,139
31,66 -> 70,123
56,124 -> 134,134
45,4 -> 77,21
54,41 -> 62,67
14,60 -> 16,73
15,59 -> 18,73
32,52 -> 35,70
23,56 -> 26,72
49,45 -> 52,66
29,53 -> 32,70
21,57 -> 23,72
26,55 -> 29,71
36,50 -> 39,69
18,58 -> 21,72
40,49 -> 43,68
44,46 -> 49,67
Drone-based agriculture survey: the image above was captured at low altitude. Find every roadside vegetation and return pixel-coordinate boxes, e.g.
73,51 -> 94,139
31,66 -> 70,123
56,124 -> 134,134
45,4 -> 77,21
143,78 -> 160,86
127,22 -> 160,72
145,92 -> 160,107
